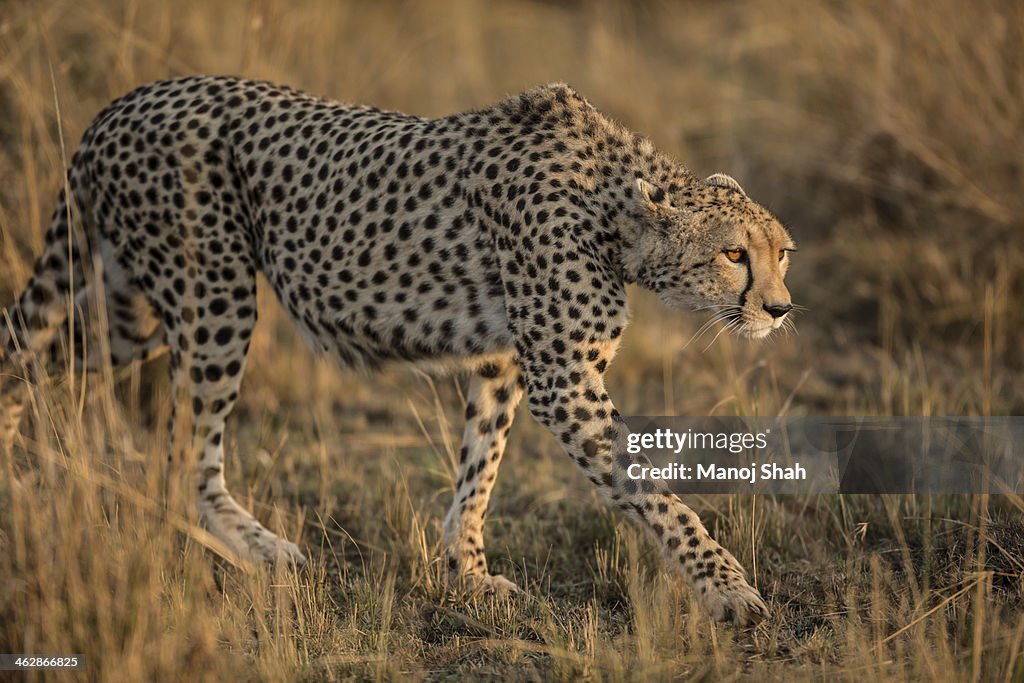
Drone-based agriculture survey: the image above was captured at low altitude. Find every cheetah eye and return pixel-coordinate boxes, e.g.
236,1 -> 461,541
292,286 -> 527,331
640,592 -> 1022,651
724,249 -> 746,264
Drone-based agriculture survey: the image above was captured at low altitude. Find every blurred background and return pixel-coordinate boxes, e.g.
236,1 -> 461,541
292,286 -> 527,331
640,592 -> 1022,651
1,1 -> 1022,680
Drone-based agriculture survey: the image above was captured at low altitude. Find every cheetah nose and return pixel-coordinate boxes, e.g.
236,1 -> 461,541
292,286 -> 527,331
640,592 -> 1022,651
763,302 -> 792,319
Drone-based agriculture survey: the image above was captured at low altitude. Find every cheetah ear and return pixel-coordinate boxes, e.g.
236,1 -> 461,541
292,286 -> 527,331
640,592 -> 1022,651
636,178 -> 674,211
705,173 -> 746,196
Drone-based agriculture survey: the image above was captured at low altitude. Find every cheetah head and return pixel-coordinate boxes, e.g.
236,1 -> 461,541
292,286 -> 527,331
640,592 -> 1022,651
625,173 -> 797,339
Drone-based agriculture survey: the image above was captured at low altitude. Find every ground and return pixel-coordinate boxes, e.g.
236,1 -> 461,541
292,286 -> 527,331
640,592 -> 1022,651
0,0 -> 1022,681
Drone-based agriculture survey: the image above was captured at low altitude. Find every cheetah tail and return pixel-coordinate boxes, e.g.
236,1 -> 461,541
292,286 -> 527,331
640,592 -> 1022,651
1,187 -> 88,366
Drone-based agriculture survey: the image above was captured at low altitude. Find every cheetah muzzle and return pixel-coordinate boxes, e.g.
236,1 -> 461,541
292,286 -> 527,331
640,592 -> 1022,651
1,77 -> 798,628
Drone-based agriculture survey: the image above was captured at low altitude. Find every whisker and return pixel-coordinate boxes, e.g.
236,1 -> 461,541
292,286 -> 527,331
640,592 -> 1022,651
703,315 -> 743,352
682,303 -> 747,353
703,324 -> 732,352
681,315 -> 723,351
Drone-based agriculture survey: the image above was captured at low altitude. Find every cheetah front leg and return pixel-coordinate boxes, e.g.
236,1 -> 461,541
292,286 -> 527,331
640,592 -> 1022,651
521,346 -> 768,627
442,357 -> 524,596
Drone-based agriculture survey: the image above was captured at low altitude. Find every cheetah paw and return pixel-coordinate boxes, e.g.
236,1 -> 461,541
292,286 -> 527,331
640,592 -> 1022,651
453,573 -> 521,598
201,509 -> 306,566
701,578 -> 768,627
243,531 -> 307,566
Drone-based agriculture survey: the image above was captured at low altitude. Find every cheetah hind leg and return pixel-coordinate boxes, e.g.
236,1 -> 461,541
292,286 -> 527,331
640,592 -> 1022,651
441,359 -> 524,597
169,349 -> 306,566
164,278 -> 305,567
0,378 -> 27,454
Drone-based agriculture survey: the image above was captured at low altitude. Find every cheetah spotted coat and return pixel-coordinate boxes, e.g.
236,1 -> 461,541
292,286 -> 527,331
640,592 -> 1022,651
1,77 -> 800,626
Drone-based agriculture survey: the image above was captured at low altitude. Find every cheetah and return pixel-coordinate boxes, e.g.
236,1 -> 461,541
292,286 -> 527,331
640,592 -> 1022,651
1,77 -> 796,627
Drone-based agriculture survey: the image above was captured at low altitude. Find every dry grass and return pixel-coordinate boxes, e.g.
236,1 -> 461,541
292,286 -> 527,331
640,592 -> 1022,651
1,0 -> 1023,680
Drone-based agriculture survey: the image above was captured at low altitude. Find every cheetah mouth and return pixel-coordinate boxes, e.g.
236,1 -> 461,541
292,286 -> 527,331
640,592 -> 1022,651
744,313 -> 796,339
686,307 -> 780,349
745,325 -> 775,339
